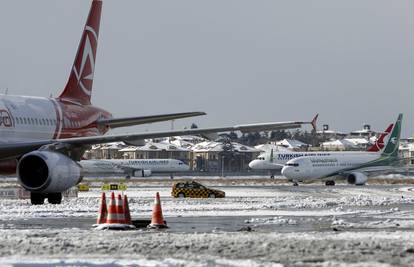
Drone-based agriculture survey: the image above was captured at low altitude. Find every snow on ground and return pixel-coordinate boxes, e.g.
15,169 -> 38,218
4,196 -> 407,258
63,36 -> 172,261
1,179 -> 414,265
1,184 -> 414,220
0,229 -> 413,266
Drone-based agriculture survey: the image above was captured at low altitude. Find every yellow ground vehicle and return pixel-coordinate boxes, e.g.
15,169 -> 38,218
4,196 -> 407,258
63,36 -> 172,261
171,181 -> 225,198
77,183 -> 90,192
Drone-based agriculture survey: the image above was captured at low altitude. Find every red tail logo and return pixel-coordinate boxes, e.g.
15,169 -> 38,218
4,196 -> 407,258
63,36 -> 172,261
59,0 -> 102,105
367,123 -> 393,152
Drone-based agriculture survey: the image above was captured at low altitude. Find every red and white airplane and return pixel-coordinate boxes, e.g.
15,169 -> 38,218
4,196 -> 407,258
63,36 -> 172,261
0,0 -> 315,205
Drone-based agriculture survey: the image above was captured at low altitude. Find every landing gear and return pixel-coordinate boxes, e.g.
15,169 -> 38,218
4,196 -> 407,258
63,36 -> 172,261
48,193 -> 62,204
30,192 -> 62,205
30,192 -> 45,205
325,180 -> 335,186
293,182 -> 299,186
270,175 -> 275,179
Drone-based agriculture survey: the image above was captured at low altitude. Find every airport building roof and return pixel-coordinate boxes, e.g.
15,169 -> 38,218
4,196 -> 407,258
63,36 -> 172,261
321,139 -> 358,150
192,141 -> 260,153
254,143 -> 292,153
275,139 -> 309,149
118,141 -> 191,152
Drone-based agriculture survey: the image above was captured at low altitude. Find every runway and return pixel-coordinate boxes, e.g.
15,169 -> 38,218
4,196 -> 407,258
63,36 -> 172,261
1,178 -> 414,266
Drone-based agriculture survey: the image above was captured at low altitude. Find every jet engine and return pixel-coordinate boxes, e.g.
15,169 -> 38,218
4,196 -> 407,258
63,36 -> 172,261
347,172 -> 367,186
17,151 -> 82,193
133,169 -> 152,177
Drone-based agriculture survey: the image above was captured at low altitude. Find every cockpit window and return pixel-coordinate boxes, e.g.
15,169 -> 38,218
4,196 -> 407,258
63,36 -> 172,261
285,163 -> 299,167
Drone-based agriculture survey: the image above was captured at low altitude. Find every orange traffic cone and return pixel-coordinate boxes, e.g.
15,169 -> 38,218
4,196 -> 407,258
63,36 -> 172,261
148,192 -> 168,229
116,194 -> 126,224
106,192 -> 118,224
124,195 -> 132,225
96,192 -> 107,224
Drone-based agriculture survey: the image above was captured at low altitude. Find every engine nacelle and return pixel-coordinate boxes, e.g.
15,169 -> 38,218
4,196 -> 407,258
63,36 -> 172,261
347,172 -> 367,186
133,169 -> 152,177
17,151 -> 82,193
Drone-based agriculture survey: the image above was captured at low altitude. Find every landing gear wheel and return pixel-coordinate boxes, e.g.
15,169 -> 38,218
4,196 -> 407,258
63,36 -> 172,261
208,193 -> 216,198
48,193 -> 62,204
325,180 -> 335,186
293,182 -> 299,186
30,192 -> 45,205
270,175 -> 275,179
178,193 -> 185,198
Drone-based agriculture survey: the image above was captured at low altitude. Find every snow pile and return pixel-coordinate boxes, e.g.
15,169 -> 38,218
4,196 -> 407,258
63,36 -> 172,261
331,217 -> 414,229
245,216 -> 297,225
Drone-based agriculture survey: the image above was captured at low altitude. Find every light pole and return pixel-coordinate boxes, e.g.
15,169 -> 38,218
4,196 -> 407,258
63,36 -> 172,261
221,155 -> 225,177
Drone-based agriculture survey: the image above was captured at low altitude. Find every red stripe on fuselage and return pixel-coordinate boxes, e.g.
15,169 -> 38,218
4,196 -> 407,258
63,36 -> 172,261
54,99 -> 112,139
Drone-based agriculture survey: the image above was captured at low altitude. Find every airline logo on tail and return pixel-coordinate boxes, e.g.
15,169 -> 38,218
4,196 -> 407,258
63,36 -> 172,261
73,26 -> 98,96
381,114 -> 402,158
59,0 -> 102,105
367,123 -> 393,152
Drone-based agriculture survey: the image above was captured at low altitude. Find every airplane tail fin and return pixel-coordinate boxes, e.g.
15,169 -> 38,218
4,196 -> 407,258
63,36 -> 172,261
367,123 -> 393,152
381,114 -> 402,158
311,114 -> 318,131
59,0 -> 102,105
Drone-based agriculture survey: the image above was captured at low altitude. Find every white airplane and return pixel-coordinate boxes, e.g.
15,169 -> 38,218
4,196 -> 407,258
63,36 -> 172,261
249,123 -> 393,178
281,114 -> 402,186
80,159 -> 189,178
0,0 -> 315,205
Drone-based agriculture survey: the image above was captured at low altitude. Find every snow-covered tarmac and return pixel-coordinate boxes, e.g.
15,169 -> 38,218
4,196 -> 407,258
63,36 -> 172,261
1,177 -> 414,266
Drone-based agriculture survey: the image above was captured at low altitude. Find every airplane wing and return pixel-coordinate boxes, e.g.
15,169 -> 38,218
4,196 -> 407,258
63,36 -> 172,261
0,117 -> 316,160
56,119 -> 313,147
97,111 -> 206,129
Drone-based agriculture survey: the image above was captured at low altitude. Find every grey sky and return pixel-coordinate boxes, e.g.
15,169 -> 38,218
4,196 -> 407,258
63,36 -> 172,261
0,1 -> 413,137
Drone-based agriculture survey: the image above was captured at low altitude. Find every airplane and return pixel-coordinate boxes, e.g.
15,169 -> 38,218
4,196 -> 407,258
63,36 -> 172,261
281,114 -> 402,186
248,123 -> 393,178
0,0 -> 316,205
80,158 -> 189,178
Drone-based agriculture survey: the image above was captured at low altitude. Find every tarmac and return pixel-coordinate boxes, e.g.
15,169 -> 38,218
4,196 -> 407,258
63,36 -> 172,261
0,177 -> 414,266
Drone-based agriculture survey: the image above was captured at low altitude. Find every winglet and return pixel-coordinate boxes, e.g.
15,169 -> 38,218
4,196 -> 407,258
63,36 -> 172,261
311,114 -> 318,131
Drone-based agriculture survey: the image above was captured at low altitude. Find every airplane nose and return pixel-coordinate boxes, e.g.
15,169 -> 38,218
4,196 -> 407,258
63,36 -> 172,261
249,160 -> 258,169
281,166 -> 292,178
182,164 -> 190,171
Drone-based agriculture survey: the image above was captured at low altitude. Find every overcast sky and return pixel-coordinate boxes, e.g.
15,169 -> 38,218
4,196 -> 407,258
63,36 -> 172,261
0,1 -> 413,137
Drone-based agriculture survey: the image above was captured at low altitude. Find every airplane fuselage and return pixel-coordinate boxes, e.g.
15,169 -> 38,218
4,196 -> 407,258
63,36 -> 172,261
0,94 -> 112,172
249,151 -> 332,170
281,152 -> 382,181
80,158 -> 190,175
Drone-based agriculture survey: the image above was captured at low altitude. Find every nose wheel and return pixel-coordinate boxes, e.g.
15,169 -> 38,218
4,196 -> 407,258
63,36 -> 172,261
325,180 -> 335,186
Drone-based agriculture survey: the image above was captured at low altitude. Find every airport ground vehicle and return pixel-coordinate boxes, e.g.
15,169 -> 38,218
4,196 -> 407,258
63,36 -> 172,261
171,181 -> 225,198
